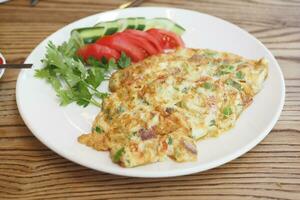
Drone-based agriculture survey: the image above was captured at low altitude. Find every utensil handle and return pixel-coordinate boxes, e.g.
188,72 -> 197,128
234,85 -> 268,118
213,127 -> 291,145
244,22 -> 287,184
119,0 -> 144,9
0,64 -> 32,69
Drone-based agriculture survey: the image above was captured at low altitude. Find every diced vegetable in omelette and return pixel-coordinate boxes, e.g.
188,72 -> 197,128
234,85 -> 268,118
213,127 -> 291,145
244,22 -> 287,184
78,48 -> 268,167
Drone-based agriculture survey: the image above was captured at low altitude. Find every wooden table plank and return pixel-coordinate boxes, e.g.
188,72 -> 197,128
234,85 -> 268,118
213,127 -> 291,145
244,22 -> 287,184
0,0 -> 300,199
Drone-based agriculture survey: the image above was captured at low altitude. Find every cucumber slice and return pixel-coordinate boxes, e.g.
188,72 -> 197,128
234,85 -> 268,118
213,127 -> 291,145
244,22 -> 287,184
136,17 -> 146,30
96,18 -> 142,33
88,17 -> 185,39
95,20 -> 119,35
117,18 -> 136,31
71,27 -> 105,44
126,17 -> 136,29
170,23 -> 185,36
145,17 -> 185,35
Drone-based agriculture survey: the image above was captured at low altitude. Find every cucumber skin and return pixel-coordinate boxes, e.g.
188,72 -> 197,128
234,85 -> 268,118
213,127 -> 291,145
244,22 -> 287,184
145,17 -> 186,35
72,27 -> 105,44
72,17 -> 185,44
136,24 -> 145,30
105,27 -> 118,35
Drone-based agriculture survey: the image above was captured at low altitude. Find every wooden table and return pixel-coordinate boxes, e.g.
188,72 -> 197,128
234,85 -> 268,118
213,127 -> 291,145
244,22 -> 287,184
0,0 -> 299,199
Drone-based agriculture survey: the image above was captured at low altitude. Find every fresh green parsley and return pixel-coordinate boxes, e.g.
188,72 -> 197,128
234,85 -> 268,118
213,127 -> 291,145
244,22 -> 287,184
113,147 -> 125,162
57,31 -> 84,58
35,35 -> 131,108
167,137 -> 173,145
118,52 -> 131,69
95,126 -> 103,134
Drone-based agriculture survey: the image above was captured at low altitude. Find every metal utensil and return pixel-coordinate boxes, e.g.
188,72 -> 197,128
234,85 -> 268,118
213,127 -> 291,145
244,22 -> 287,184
30,0 -> 38,6
119,0 -> 144,9
0,64 -> 33,69
29,0 -> 144,8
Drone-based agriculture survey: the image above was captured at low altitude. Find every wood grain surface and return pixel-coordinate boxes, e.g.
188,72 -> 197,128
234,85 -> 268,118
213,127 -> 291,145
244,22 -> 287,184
0,0 -> 299,199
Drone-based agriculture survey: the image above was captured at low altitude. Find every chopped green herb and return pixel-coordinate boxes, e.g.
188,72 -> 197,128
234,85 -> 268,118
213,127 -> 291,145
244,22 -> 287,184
108,58 -> 118,69
217,64 -> 235,76
113,147 -> 125,162
142,99 -> 150,105
167,137 -> 173,145
128,131 -> 137,139
236,71 -> 245,79
203,50 -> 217,57
95,126 -> 103,133
118,52 -> 131,68
174,87 -> 180,91
223,106 -> 232,116
203,82 -> 213,89
175,101 -> 183,108
226,79 -> 242,91
209,119 -> 216,126
117,106 -> 125,113
225,65 -> 235,71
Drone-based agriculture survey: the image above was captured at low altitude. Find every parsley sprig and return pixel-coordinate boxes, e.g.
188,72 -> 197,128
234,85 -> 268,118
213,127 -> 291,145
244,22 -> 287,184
35,34 -> 131,107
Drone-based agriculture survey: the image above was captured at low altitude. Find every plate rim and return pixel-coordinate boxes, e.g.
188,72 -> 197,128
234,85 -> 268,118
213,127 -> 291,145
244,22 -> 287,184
0,52 -> 6,79
16,7 -> 285,178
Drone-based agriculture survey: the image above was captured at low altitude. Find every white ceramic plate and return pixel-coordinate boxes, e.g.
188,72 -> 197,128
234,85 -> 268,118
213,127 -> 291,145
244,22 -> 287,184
0,52 -> 6,79
16,7 -> 285,177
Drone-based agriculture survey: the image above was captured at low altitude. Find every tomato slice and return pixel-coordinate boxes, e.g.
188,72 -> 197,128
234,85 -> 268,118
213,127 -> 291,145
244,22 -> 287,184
77,43 -> 120,61
146,28 -> 185,49
123,29 -> 163,53
97,34 -> 145,62
120,32 -> 158,56
0,57 -> 3,65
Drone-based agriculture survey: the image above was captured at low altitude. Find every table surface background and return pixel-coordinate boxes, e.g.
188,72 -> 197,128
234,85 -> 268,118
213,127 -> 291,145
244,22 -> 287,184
0,0 -> 300,199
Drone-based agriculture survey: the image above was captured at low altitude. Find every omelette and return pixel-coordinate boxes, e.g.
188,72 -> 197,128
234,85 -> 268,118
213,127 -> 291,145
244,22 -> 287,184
78,48 -> 268,167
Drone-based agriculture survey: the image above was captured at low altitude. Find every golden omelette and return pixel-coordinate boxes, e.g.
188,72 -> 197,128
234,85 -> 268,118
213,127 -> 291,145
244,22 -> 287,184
78,48 -> 268,167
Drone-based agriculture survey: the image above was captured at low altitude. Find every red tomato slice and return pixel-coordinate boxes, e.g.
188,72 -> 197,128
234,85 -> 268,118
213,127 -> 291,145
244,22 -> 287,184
77,43 -> 120,61
0,57 -> 3,65
123,29 -> 163,53
146,28 -> 185,49
120,32 -> 158,56
97,34 -> 145,62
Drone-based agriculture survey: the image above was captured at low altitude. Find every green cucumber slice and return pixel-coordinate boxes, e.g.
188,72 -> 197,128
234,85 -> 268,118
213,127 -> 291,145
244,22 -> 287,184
170,23 -> 185,35
74,17 -> 185,43
117,18 -> 136,31
136,17 -> 146,30
95,20 -> 119,35
126,17 -> 136,29
145,17 -> 185,35
71,27 -> 105,44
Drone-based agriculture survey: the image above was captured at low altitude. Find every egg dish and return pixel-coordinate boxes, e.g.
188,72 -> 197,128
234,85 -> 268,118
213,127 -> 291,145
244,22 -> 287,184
78,48 -> 268,167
